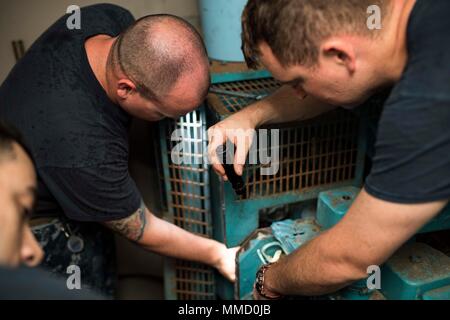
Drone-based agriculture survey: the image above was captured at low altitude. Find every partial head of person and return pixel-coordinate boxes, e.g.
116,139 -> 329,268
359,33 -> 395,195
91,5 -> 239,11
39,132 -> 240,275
242,0 -> 406,107
106,14 -> 211,121
0,121 -> 43,268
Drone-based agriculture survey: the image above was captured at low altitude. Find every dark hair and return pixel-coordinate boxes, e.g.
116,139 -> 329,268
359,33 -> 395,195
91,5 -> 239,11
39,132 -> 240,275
0,120 -> 34,163
111,14 -> 210,103
242,0 -> 389,69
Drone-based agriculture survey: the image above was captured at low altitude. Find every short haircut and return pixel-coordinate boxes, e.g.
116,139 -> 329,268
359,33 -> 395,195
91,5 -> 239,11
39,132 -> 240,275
111,14 -> 210,103
242,0 -> 390,68
0,120 -> 34,163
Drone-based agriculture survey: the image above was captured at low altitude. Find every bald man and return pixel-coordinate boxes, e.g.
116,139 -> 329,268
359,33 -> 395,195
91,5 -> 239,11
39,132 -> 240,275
0,4 -> 237,295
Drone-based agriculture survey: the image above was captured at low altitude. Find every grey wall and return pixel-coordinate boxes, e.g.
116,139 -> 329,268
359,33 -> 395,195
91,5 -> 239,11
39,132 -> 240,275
0,0 -> 201,82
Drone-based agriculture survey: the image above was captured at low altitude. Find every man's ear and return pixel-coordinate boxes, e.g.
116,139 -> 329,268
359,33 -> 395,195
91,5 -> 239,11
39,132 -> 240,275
320,38 -> 356,74
117,79 -> 137,100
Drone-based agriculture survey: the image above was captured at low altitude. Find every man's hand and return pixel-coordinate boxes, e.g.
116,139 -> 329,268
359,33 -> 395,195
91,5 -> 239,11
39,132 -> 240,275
208,86 -> 336,180
213,245 -> 240,283
104,204 -> 240,283
208,112 -> 257,180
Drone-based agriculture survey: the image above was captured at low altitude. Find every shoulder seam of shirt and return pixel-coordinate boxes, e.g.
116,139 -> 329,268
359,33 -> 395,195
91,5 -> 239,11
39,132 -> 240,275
365,183 -> 450,204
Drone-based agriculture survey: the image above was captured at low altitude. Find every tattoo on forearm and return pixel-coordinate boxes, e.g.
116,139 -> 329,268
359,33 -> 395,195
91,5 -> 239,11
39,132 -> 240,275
104,203 -> 147,242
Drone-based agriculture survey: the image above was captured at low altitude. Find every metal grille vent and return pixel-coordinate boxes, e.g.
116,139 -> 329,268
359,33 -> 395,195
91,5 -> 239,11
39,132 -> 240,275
210,78 -> 280,115
160,108 -> 215,300
242,111 -> 359,198
208,78 -> 361,199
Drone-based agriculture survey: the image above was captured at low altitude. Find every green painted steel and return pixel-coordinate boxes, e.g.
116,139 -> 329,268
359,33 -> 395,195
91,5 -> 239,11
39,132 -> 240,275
211,70 -> 272,84
208,71 -> 368,299
423,285 -> 450,300
236,187 -> 450,300
419,205 -> 450,234
381,243 -> 450,300
159,106 -> 216,300
317,186 -> 450,234
316,186 -> 359,229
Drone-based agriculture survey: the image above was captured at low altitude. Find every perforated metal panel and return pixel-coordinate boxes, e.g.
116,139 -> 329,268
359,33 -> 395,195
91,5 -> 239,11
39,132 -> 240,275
163,114 -> 210,235
208,78 -> 362,200
209,78 -> 280,114
172,261 -> 215,300
159,76 -> 366,299
159,107 -> 215,300
242,111 -> 359,198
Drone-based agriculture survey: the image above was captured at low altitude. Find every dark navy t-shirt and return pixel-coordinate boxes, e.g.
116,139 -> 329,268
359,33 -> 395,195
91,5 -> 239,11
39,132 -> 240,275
364,0 -> 450,203
0,4 -> 142,221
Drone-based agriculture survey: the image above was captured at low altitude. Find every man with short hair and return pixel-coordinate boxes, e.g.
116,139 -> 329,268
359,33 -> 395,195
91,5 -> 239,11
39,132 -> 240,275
0,4 -> 237,296
208,0 -> 450,298
0,121 -> 42,268
0,121 -> 102,300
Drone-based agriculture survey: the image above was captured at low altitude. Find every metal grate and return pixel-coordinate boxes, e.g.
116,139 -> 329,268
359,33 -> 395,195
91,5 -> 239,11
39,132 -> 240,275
208,78 -> 361,200
159,76 -> 364,299
210,78 -> 280,114
174,261 -> 216,300
243,111 -> 359,198
159,107 -> 215,300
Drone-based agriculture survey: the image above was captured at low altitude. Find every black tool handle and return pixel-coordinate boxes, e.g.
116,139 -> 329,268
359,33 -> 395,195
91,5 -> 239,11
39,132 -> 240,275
218,142 -> 246,198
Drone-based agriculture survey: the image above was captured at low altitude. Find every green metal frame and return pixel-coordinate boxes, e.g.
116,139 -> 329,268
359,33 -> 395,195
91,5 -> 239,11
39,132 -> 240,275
207,71 -> 369,299
211,70 -> 272,85
209,111 -> 368,248
237,187 -> 450,300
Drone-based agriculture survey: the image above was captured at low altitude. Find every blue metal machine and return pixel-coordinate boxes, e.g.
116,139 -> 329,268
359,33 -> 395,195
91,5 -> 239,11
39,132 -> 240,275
237,187 -> 450,300
159,66 -> 450,300
207,78 -> 368,249
205,71 -> 368,299
158,69 -> 280,300
159,65 -> 371,299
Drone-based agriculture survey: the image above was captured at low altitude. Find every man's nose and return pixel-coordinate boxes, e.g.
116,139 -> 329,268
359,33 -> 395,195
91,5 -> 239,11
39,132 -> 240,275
21,227 -> 44,267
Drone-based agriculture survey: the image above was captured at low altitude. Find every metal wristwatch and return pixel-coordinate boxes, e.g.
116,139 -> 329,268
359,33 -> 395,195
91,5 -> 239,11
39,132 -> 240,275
255,263 -> 283,300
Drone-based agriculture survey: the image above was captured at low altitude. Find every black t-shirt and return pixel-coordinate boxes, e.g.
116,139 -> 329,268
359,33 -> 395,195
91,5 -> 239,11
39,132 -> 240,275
364,0 -> 450,204
0,4 -> 142,221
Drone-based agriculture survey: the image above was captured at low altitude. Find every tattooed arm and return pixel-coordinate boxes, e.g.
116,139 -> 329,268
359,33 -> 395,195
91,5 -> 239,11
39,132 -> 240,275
103,202 -> 238,282
103,202 -> 148,242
